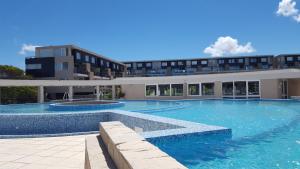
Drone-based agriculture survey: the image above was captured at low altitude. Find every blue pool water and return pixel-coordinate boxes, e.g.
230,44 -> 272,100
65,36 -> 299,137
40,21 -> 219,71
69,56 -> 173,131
1,99 -> 300,168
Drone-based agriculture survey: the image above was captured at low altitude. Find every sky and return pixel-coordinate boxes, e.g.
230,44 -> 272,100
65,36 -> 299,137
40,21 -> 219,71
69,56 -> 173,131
0,0 -> 299,69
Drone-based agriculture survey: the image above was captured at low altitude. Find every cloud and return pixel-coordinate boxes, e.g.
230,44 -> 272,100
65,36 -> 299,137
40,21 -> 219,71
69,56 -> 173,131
277,0 -> 300,22
19,44 -> 40,55
203,36 -> 255,57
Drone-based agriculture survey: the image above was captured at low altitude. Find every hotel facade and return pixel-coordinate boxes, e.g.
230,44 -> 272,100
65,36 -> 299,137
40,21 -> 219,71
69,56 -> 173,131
21,45 -> 300,101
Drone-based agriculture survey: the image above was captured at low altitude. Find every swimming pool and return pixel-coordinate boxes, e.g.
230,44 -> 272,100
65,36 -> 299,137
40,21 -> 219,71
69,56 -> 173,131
1,99 -> 300,168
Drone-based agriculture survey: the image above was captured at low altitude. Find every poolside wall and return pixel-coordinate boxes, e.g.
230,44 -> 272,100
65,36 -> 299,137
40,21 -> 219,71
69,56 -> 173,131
121,80 -> 287,100
288,79 -> 300,96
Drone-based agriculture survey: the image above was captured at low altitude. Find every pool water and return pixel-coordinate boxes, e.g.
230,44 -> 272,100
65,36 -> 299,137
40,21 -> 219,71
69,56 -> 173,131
1,99 -> 300,168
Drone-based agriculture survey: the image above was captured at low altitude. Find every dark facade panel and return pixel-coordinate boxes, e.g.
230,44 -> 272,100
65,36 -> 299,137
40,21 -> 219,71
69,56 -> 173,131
25,57 -> 55,77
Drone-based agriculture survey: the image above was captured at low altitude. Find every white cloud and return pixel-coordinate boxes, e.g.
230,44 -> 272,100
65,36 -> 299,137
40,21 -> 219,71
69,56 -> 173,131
277,0 -> 300,22
294,14 -> 300,22
203,36 -> 255,57
19,44 -> 40,55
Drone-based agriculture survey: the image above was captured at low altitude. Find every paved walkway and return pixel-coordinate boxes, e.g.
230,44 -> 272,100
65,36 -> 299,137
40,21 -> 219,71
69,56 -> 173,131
0,135 -> 91,169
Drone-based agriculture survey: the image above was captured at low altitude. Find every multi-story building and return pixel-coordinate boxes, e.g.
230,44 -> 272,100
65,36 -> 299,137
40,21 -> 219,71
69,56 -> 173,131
25,45 -> 126,80
23,45 -> 300,100
123,55 -> 279,77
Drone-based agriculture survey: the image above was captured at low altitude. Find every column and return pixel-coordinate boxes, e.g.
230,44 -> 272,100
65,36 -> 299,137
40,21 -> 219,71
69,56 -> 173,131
38,86 -> 44,103
112,85 -> 116,100
68,86 -> 73,101
96,85 -> 100,100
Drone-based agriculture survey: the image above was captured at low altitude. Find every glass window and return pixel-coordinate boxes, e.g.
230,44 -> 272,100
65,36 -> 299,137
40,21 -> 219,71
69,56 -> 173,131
76,52 -> 81,60
26,64 -> 41,70
234,81 -> 246,96
146,85 -> 157,96
101,60 -> 104,65
202,83 -> 214,96
158,84 -> 170,96
39,49 -> 53,57
250,58 -> 257,63
178,61 -> 183,66
201,60 -> 208,65
54,48 -> 66,57
161,62 -> 168,66
106,62 -> 110,68
146,63 -> 152,67
188,84 -> 200,95
91,57 -> 95,64
55,62 -> 68,71
229,59 -> 235,64
125,63 -> 131,68
113,64 -> 116,69
62,62 -> 68,70
116,65 -> 119,70
171,62 -> 176,66
298,56 -> 300,61
186,60 -> 191,66
171,84 -> 183,96
222,82 -> 233,96
85,55 -> 89,62
191,61 -> 198,65
218,60 -> 224,64
261,58 -> 267,62
137,63 -> 143,68
287,57 -> 293,61
238,59 -> 244,63
248,81 -> 260,96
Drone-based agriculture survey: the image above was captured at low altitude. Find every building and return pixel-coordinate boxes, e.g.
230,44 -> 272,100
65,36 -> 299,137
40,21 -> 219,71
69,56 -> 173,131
124,54 -> 300,77
25,45 -> 126,80
22,45 -> 300,101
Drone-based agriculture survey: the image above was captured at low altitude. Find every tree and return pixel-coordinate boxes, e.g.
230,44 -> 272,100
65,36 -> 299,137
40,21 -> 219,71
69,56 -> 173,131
0,65 -> 37,104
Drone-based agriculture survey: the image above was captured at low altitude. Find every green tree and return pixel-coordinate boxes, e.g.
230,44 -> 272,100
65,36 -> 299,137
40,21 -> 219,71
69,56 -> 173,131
0,65 -> 37,104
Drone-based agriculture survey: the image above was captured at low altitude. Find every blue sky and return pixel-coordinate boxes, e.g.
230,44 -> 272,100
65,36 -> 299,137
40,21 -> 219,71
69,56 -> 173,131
0,0 -> 299,69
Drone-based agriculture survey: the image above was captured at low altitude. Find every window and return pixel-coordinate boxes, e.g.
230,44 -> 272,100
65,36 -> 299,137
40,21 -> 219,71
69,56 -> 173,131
146,85 -> 157,96
171,84 -> 183,96
218,60 -> 224,64
161,62 -> 168,67
202,83 -> 214,96
201,60 -> 208,65
39,49 -> 53,57
101,60 -> 104,65
26,64 -> 41,70
188,84 -> 200,96
146,63 -> 152,67
228,59 -> 235,64
178,61 -> 183,66
116,65 -> 119,70
261,58 -> 267,62
298,56 -> 300,61
191,61 -> 198,65
55,62 -> 68,71
222,82 -> 234,96
113,64 -> 116,69
85,55 -> 89,62
250,58 -> 257,63
248,81 -> 260,96
137,63 -> 143,68
171,62 -> 176,66
158,84 -> 170,96
54,48 -> 66,57
91,57 -> 95,64
106,62 -> 110,68
186,61 -> 191,66
287,57 -> 293,62
234,81 -> 246,96
238,59 -> 244,63
76,52 -> 81,60
125,63 -> 131,68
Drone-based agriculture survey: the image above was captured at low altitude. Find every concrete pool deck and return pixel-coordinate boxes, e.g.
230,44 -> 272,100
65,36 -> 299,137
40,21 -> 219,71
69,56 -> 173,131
0,135 -> 91,169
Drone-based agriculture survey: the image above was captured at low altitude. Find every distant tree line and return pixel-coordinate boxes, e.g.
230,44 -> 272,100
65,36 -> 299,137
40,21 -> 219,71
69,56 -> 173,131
0,65 -> 37,104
